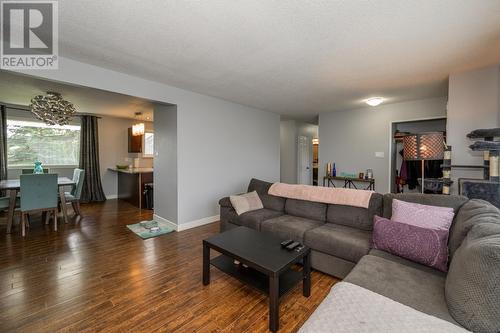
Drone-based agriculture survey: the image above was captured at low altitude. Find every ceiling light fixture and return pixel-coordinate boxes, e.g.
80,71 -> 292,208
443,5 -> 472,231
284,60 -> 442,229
30,91 -> 76,125
365,97 -> 384,107
132,112 -> 145,136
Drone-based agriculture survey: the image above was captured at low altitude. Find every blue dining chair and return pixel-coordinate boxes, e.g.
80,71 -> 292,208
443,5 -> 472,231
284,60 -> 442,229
19,174 -> 58,236
21,168 -> 50,174
62,169 -> 85,216
0,196 -> 19,211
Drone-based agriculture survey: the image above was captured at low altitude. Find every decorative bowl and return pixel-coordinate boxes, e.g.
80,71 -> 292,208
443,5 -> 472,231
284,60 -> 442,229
116,164 -> 129,170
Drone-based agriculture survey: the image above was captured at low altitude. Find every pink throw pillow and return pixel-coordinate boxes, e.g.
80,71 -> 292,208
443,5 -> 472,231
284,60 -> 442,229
391,199 -> 455,231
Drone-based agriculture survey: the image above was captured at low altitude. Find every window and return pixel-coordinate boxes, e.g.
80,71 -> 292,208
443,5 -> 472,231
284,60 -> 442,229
143,132 -> 154,157
7,119 -> 80,167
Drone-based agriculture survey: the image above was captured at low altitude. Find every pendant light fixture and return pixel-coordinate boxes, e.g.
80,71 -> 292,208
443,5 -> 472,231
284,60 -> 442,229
132,112 -> 145,136
30,91 -> 76,125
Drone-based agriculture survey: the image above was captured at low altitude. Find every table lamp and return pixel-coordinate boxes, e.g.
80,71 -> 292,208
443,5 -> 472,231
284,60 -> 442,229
403,132 -> 444,193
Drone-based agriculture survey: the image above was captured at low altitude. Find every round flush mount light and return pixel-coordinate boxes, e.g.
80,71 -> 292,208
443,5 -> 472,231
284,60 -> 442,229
365,97 -> 384,107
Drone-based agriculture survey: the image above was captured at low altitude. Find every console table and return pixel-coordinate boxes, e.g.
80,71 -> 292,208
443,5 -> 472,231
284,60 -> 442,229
323,176 -> 375,190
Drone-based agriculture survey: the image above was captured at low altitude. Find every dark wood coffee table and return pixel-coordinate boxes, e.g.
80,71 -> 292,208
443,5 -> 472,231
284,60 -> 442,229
202,226 -> 311,332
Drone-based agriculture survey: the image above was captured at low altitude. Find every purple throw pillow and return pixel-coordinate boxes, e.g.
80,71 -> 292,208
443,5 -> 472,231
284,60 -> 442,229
391,199 -> 455,231
372,215 -> 449,272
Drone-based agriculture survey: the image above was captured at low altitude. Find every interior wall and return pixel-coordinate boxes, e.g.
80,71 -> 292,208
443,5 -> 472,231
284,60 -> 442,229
153,104 -> 177,224
280,120 -> 298,183
447,64 -> 500,194
13,57 -> 280,226
319,96 -> 447,193
177,96 -> 280,226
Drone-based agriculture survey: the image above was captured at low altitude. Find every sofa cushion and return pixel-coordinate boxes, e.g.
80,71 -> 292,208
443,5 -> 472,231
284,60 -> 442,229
247,178 -> 285,211
344,254 -> 457,324
285,198 -> 327,221
383,193 -> 467,219
369,249 -> 448,275
304,224 -> 371,263
372,215 -> 449,272
445,230 -> 500,333
299,282 -> 468,333
234,208 -> 283,231
448,199 -> 500,259
261,215 -> 323,242
326,193 -> 383,231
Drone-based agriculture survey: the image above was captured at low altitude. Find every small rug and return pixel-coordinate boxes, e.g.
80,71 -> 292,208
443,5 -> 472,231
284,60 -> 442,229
126,220 -> 175,239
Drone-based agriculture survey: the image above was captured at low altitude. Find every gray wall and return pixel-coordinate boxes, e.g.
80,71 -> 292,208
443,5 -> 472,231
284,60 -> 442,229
319,97 -> 447,194
280,120 -> 298,183
447,64 -> 500,193
177,96 -> 280,224
153,105 -> 177,223
17,57 -> 280,226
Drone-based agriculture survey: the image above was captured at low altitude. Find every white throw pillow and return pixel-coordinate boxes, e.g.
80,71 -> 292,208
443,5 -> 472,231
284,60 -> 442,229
230,191 -> 263,215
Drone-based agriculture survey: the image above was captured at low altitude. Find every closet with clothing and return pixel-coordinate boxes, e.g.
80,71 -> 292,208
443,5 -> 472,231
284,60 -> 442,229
391,118 -> 447,193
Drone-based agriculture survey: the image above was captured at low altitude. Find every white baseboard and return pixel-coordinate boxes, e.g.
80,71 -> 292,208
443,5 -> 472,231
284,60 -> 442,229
177,215 -> 220,231
106,194 -> 118,200
153,214 -> 178,231
152,214 -> 220,232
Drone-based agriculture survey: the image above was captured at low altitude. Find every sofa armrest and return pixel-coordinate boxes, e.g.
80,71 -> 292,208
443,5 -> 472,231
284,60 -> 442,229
219,196 -> 233,208
219,193 -> 247,208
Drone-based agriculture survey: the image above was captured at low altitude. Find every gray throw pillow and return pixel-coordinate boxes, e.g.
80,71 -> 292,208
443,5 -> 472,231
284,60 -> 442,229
445,228 -> 500,333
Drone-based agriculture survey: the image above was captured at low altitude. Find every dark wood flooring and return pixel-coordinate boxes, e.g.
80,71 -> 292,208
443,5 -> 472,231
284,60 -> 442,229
0,200 -> 338,332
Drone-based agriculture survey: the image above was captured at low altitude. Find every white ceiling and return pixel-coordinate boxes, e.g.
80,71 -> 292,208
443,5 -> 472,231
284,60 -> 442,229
0,71 -> 155,120
20,1 -> 500,118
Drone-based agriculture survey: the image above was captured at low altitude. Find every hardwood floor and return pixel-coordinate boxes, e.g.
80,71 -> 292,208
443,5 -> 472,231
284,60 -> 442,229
0,200 -> 338,332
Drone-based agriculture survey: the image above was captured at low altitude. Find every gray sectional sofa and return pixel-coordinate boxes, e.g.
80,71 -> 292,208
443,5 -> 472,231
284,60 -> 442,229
219,178 -> 500,333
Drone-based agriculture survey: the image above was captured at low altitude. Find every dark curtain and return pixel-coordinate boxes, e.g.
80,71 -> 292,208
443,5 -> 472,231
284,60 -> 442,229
79,115 -> 106,202
0,106 -> 7,196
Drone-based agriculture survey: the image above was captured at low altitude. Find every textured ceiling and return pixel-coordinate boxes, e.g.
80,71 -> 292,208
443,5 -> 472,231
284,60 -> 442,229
54,1 -> 500,117
0,71 -> 155,120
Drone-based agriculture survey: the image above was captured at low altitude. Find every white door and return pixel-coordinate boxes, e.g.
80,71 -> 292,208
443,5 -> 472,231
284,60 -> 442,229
297,136 -> 312,185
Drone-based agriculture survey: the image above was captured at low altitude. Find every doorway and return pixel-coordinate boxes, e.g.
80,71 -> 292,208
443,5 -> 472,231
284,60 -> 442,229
390,118 -> 446,193
297,135 -> 312,185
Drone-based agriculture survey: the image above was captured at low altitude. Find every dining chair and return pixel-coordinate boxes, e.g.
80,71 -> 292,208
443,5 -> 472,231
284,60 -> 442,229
62,168 -> 85,216
19,174 -> 58,237
0,196 -> 19,212
21,168 -> 50,174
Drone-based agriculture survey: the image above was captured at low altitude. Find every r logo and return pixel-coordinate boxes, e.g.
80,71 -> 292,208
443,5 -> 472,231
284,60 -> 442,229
1,1 -> 58,69
2,2 -> 53,54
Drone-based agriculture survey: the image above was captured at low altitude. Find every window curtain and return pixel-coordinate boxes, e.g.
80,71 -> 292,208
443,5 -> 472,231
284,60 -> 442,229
79,115 -> 106,202
0,105 -> 7,196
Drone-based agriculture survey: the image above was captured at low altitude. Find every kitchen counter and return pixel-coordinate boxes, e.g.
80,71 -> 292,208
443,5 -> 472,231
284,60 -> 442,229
108,167 -> 153,174
108,167 -> 153,209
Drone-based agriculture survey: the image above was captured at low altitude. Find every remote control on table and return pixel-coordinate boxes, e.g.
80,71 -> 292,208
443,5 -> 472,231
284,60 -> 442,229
280,239 -> 294,248
295,245 -> 305,252
286,241 -> 300,251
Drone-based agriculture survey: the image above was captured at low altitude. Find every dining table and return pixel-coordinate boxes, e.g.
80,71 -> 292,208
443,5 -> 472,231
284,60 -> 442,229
0,176 -> 76,234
